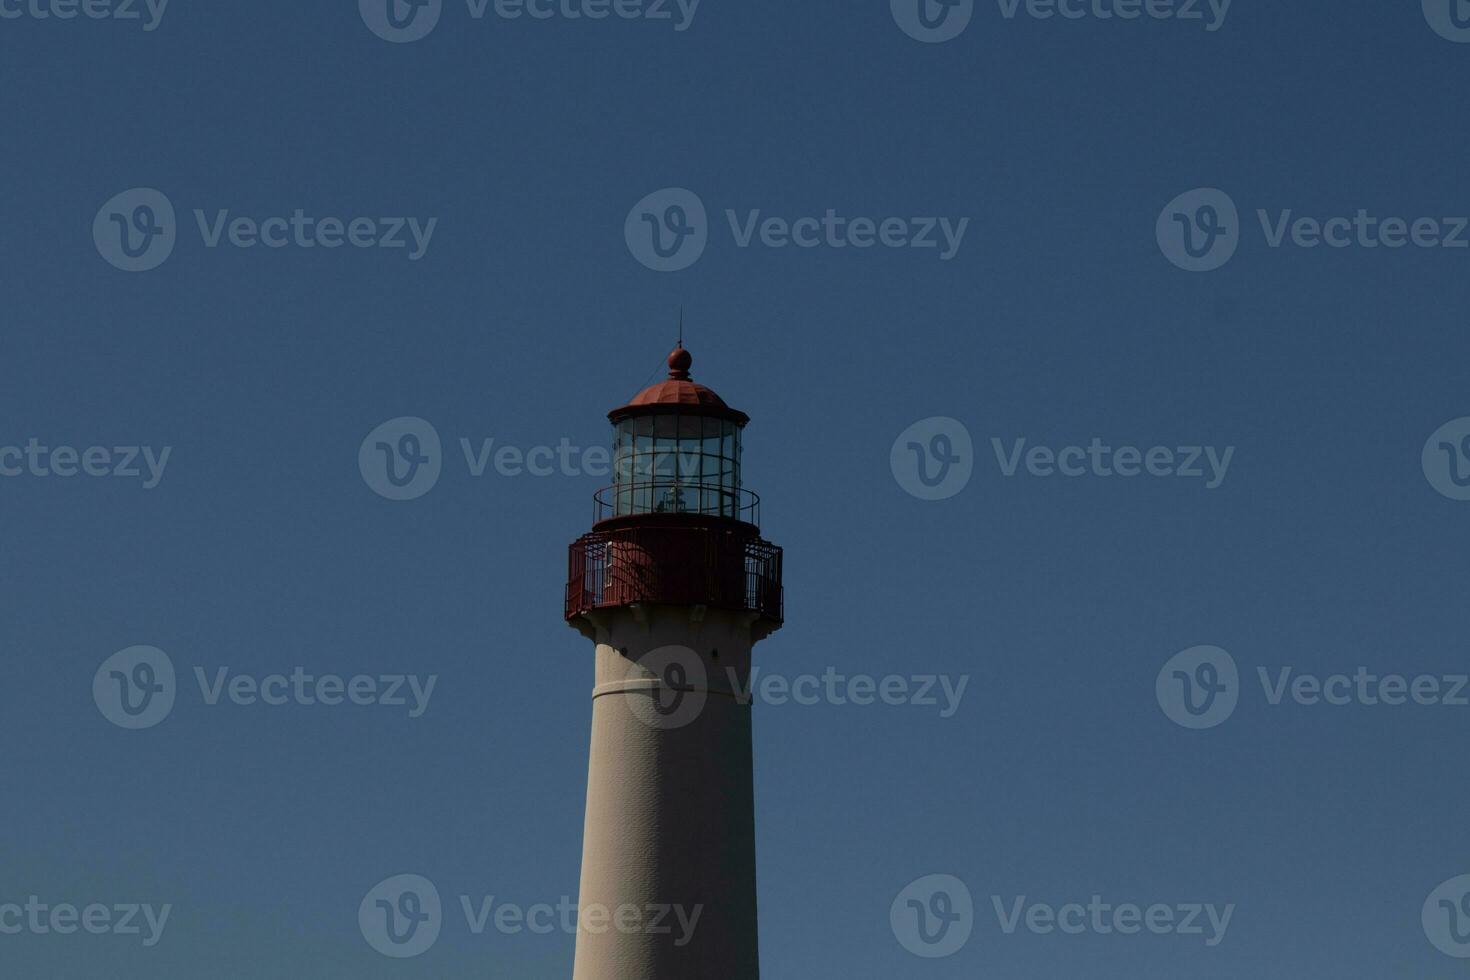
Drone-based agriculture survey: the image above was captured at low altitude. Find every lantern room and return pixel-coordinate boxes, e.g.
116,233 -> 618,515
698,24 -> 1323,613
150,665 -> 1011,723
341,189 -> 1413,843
597,345 -> 757,525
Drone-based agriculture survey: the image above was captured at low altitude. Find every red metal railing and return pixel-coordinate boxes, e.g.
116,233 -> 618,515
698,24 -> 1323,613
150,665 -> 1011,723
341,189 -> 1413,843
566,522 -> 783,625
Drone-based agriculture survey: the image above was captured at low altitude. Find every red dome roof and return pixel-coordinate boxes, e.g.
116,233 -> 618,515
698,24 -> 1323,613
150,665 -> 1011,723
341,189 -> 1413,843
608,346 -> 750,426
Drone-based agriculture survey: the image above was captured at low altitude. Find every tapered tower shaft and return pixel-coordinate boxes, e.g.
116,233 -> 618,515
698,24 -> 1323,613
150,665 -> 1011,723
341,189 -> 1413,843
571,606 -> 759,978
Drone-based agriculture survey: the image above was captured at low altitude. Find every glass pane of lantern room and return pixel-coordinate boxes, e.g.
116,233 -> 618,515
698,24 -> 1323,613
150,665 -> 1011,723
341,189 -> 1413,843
677,415 -> 701,491
639,416 -> 667,512
638,419 -> 655,503
614,421 -> 632,480
725,423 -> 740,487
610,422 -> 628,514
654,451 -> 675,486
702,416 -> 721,458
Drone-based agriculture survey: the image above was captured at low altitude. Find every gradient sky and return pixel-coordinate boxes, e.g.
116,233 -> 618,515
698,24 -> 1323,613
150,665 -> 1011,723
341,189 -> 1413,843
4,1 -> 1470,976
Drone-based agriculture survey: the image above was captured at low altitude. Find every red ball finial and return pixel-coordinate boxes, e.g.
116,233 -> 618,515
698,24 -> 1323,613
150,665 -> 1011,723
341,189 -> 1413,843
668,345 -> 692,379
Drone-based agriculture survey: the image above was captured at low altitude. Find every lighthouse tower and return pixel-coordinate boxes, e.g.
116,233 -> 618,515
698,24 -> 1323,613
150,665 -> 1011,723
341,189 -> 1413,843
565,345 -> 783,979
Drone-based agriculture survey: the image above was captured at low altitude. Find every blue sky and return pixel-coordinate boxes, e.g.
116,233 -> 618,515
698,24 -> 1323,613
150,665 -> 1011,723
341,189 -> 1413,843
3,1 -> 1470,976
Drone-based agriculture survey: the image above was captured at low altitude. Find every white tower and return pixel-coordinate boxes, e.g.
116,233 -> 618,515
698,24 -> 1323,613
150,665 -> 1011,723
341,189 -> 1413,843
565,346 -> 783,979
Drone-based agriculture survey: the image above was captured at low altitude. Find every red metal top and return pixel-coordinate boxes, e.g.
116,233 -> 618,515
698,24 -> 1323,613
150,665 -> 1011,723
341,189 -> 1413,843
607,346 -> 751,427
566,344 -> 782,629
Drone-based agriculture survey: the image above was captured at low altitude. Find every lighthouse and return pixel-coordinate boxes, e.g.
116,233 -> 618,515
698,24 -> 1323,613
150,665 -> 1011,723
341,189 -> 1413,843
565,344 -> 784,979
